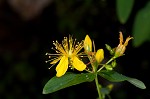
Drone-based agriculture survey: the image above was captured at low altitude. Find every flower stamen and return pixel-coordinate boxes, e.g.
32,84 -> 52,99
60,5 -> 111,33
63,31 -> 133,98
46,35 -> 86,77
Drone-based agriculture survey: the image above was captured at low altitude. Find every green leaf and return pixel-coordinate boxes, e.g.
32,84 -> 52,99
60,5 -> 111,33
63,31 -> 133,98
116,0 -> 134,24
98,70 -> 146,89
43,72 -> 95,94
98,70 -> 128,82
132,2 -> 150,47
128,78 -> 146,89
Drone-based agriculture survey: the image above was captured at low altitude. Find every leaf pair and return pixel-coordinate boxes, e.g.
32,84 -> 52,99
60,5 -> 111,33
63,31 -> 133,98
43,70 -> 146,94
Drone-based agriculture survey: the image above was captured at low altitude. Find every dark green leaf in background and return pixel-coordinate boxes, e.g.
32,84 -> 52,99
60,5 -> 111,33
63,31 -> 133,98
43,72 -> 95,94
116,0 -> 134,24
98,70 -> 146,89
132,2 -> 150,47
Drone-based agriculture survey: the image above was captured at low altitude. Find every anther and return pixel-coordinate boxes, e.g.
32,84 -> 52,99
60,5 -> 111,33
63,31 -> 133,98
45,60 -> 51,63
45,53 -> 50,55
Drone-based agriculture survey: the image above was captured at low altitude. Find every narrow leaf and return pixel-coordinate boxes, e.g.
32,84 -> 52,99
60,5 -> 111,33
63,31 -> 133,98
132,1 -> 150,47
116,0 -> 134,24
43,72 -> 95,94
98,70 -> 146,89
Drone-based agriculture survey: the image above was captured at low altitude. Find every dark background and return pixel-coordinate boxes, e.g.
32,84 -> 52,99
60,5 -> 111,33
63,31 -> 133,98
0,0 -> 149,99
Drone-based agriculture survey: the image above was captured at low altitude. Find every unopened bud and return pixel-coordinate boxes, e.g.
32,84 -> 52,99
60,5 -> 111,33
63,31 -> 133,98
105,65 -> 113,70
84,35 -> 92,52
95,49 -> 104,63
105,44 -> 115,55
111,60 -> 117,68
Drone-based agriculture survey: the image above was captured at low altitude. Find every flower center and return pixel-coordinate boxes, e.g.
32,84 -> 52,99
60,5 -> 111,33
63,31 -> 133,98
68,50 -> 73,58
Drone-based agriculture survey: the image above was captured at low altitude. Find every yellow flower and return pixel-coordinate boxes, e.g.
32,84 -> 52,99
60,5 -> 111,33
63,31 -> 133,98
95,49 -> 104,63
46,35 -> 86,77
84,35 -> 92,52
115,32 -> 133,57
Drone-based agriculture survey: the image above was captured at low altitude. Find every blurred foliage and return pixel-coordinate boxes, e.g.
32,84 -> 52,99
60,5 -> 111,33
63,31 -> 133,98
116,0 -> 150,47
132,1 -> 150,47
116,0 -> 134,24
0,0 -> 150,99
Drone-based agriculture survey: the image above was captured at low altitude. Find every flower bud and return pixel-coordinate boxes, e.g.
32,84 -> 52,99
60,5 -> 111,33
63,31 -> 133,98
95,49 -> 104,63
107,84 -> 114,91
105,44 -> 115,55
111,60 -> 117,68
105,65 -> 113,70
84,35 -> 92,52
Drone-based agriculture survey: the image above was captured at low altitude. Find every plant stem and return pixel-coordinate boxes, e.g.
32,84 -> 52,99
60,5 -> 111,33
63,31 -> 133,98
95,73 -> 102,99
97,57 -> 115,72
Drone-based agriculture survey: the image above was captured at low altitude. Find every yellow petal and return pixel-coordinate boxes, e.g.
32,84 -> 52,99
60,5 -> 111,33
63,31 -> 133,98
95,49 -> 104,63
56,56 -> 68,77
84,35 -> 92,52
72,56 -> 86,71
